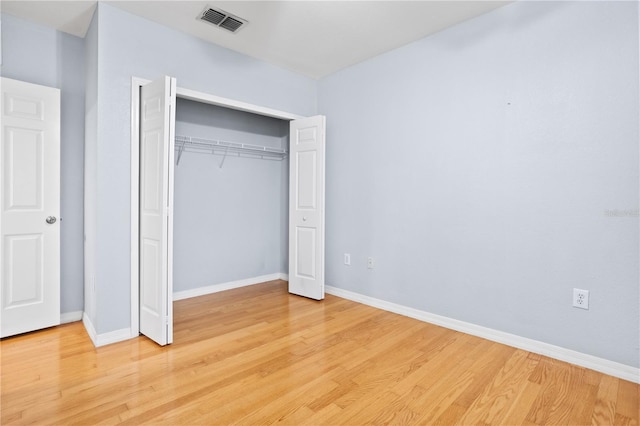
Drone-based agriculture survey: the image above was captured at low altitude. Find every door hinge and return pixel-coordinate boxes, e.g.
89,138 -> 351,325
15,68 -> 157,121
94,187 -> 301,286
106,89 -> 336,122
165,316 -> 169,326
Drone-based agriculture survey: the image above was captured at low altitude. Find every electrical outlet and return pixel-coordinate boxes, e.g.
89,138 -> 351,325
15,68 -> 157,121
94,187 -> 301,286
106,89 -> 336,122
367,257 -> 374,269
573,288 -> 589,310
344,253 -> 351,265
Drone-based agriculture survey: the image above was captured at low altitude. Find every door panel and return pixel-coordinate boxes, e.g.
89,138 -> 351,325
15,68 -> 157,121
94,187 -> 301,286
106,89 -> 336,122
4,128 -> 43,209
295,227 -> 316,279
296,151 -> 317,209
5,93 -> 45,120
5,234 -> 42,306
288,116 -> 325,300
1,77 -> 60,338
139,76 -> 175,346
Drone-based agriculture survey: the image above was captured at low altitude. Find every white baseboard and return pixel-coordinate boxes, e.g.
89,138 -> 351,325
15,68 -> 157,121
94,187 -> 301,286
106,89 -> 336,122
325,285 -> 640,384
173,273 -> 289,301
82,313 -> 98,345
95,327 -> 134,347
60,311 -> 83,324
82,313 -> 133,348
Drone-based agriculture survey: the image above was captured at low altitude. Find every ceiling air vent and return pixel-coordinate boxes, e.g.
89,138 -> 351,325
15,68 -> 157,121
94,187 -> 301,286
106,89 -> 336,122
199,7 -> 247,33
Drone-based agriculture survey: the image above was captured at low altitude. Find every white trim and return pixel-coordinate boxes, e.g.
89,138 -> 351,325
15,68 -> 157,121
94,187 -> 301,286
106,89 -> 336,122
167,77 -> 177,344
174,273 -> 289,301
94,327 -> 133,347
130,75 -> 302,338
82,313 -> 133,347
325,285 -> 640,384
60,311 -> 83,324
177,87 -> 304,121
82,312 -> 98,345
131,78 -> 303,121
130,76 -> 145,340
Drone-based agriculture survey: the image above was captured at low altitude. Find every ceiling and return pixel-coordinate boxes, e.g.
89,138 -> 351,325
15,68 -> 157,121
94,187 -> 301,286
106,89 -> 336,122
1,1 -> 510,79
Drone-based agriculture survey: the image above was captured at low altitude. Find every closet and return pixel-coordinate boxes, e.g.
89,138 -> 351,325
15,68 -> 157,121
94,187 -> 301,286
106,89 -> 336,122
173,99 -> 290,295
135,76 -> 325,346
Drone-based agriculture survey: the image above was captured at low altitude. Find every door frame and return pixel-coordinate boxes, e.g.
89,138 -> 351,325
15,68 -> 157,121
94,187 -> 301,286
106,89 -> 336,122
130,77 -> 304,337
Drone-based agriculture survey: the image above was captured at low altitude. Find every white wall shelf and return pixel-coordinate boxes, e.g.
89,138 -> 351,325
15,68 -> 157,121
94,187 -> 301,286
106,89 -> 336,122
174,135 -> 287,166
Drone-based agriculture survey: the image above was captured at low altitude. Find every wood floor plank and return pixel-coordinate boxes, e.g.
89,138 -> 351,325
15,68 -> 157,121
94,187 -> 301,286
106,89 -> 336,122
406,358 -> 476,424
569,380 -> 599,425
501,380 -> 543,426
1,280 -> 637,425
592,374 -> 619,425
458,349 -> 539,425
616,379 -> 640,422
370,384 -> 426,425
433,341 -> 518,424
300,403 -> 343,425
544,364 -> 591,425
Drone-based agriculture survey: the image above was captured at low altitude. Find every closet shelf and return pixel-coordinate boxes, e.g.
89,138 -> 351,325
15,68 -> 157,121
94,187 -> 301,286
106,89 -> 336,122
174,135 -> 288,165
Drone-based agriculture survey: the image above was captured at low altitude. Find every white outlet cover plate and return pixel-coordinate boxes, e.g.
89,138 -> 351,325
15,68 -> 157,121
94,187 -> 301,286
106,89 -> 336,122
573,288 -> 589,310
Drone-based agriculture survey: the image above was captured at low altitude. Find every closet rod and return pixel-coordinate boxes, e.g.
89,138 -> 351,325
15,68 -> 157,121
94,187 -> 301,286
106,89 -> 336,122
174,135 -> 288,165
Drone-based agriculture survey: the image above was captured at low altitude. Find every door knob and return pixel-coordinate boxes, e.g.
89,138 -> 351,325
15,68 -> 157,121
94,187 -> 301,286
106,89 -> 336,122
46,216 -> 57,224
302,216 -> 307,221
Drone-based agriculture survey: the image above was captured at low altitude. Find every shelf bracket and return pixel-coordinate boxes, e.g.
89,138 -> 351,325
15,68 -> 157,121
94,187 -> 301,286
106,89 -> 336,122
219,146 -> 229,169
176,143 -> 185,165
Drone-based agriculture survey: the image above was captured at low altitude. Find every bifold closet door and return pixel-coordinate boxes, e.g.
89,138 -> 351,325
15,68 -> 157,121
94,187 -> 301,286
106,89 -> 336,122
139,76 -> 175,346
288,115 -> 326,300
0,77 -> 60,338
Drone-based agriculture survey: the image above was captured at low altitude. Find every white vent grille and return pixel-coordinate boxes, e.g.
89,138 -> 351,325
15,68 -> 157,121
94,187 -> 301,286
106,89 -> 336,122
201,9 -> 225,25
199,7 -> 247,33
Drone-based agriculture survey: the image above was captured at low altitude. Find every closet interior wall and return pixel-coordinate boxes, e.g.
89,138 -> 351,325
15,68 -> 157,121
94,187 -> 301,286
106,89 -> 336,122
173,99 -> 290,293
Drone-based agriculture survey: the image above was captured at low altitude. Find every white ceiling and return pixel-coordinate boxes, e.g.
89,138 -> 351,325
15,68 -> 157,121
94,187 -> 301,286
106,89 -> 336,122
1,1 -> 510,79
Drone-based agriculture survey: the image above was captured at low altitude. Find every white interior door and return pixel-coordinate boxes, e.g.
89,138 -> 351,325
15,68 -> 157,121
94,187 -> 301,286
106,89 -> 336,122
288,115 -> 326,300
0,77 -> 60,337
139,76 -> 175,345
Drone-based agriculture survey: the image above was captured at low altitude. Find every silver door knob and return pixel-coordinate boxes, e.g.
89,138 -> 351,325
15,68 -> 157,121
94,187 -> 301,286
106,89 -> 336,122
302,216 -> 307,221
46,216 -> 57,224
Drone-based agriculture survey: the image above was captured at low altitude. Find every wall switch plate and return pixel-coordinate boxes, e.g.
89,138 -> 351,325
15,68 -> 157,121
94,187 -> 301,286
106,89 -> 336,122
573,288 -> 589,310
344,253 -> 351,265
367,257 -> 374,269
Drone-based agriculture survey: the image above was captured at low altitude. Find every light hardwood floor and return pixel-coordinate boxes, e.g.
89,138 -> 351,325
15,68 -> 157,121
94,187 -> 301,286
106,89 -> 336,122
1,280 -> 638,425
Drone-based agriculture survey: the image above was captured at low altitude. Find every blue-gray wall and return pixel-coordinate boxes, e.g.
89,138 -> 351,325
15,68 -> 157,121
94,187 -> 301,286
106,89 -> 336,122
318,1 -> 639,367
89,3 -> 316,333
173,99 -> 289,291
1,13 -> 85,315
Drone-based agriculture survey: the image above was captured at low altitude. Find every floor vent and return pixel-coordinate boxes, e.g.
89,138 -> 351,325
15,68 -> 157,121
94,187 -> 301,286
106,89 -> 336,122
199,7 -> 247,33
